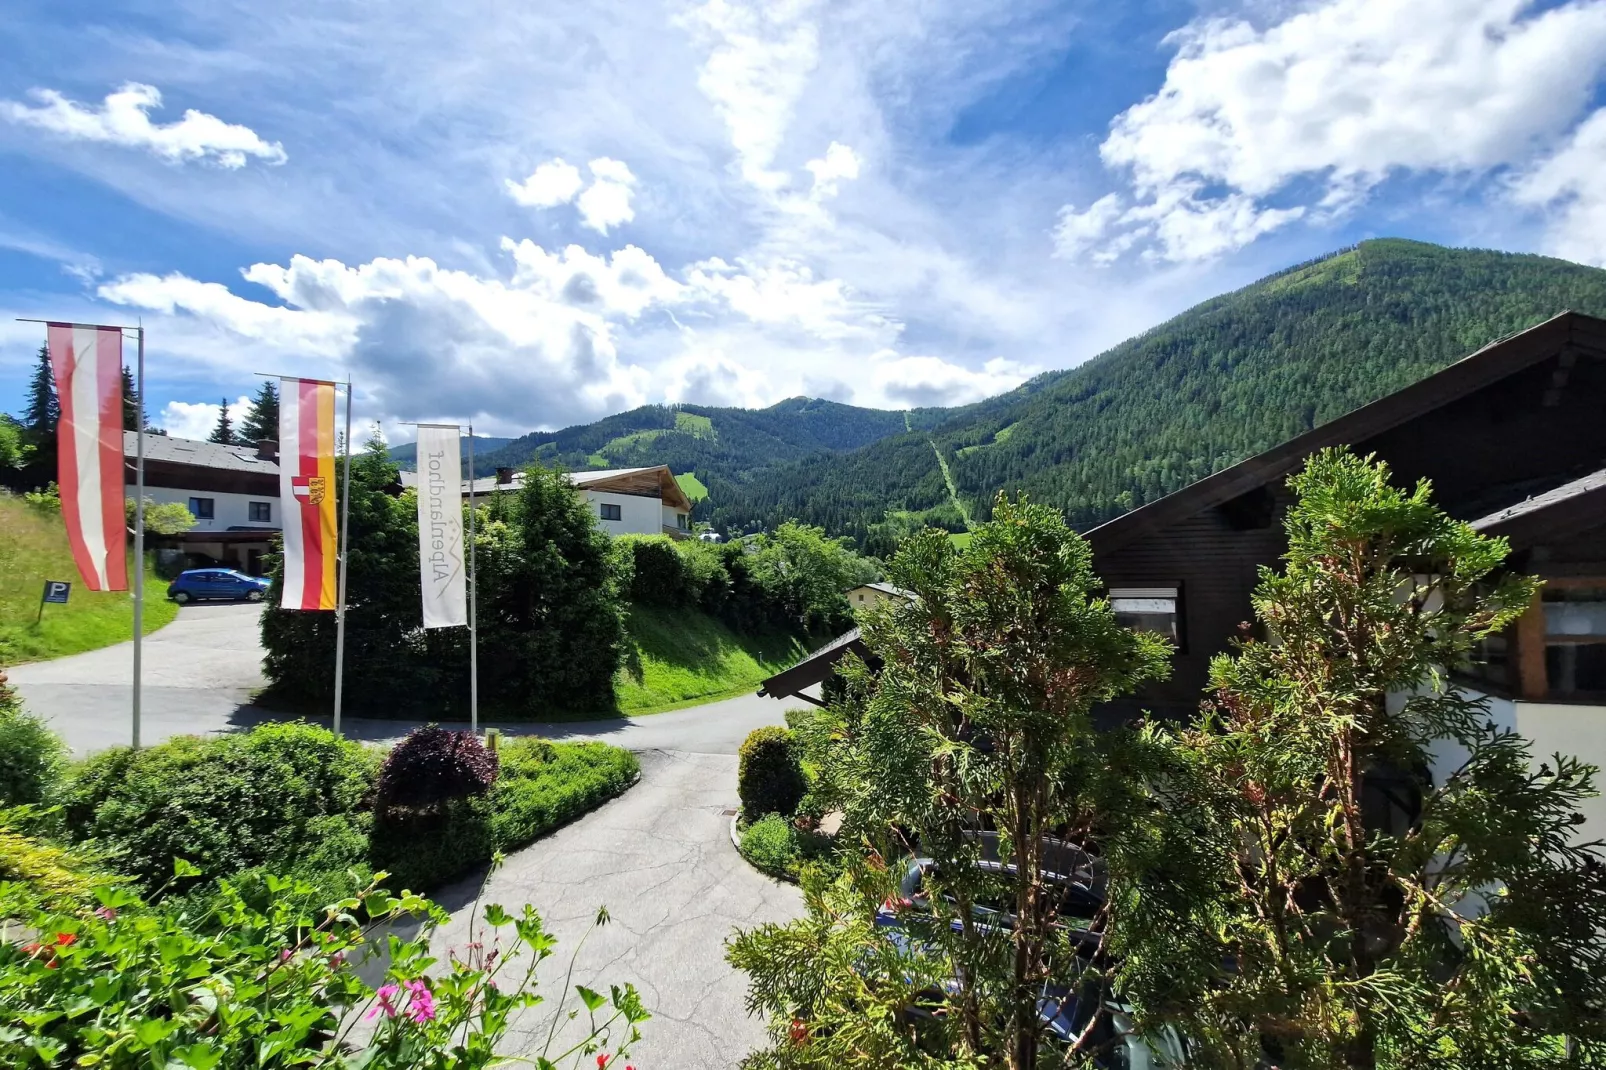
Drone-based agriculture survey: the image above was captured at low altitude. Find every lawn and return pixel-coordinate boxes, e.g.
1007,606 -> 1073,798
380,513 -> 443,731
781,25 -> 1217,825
0,494 -> 178,667
675,471 -> 709,502
616,603 -> 810,714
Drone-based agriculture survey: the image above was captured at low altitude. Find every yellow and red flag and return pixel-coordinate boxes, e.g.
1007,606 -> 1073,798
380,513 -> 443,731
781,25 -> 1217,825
278,377 -> 338,610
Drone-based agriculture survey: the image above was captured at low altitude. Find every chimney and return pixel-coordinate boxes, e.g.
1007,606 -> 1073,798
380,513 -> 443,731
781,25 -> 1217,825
496,466 -> 514,485
256,439 -> 279,461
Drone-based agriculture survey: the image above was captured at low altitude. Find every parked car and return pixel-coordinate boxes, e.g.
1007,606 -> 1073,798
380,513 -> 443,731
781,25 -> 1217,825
167,568 -> 270,604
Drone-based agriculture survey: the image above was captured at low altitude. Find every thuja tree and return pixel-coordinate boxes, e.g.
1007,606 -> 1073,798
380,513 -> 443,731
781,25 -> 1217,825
1110,449 -> 1606,1069
729,495 -> 1172,1069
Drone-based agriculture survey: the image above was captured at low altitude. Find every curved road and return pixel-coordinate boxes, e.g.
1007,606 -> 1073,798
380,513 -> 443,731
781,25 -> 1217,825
7,603 -> 805,1069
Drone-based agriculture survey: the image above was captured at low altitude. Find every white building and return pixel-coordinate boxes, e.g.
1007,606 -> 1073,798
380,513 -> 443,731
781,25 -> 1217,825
123,432 -> 281,574
403,463 -> 697,539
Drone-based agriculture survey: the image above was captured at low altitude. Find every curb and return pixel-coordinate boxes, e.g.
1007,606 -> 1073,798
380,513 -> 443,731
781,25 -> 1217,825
729,811 -> 800,885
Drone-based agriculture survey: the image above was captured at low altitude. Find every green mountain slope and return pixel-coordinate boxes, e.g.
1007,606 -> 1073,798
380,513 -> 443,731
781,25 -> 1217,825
389,436 -> 514,471
707,239 -> 1606,550
472,397 -> 950,488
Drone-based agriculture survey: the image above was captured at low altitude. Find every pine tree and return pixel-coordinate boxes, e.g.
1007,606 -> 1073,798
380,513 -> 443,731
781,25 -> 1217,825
1112,449 -> 1606,1069
240,380 -> 279,443
22,344 -> 57,440
121,366 -> 141,432
208,398 -> 236,445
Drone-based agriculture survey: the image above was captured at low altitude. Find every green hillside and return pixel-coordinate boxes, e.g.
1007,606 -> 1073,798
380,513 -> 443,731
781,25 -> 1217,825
388,435 -> 514,471
473,396 -> 949,493
707,239 -> 1606,550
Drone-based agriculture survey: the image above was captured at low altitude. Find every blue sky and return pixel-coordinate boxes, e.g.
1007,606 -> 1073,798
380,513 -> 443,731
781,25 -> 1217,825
3,0 -> 1606,441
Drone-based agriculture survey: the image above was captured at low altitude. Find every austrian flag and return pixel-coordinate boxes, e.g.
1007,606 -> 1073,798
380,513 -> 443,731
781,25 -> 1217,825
278,377 -> 339,610
46,324 -> 128,592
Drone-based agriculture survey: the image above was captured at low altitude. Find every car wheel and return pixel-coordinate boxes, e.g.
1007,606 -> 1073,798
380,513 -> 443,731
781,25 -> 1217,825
173,591 -> 191,604
246,589 -> 264,603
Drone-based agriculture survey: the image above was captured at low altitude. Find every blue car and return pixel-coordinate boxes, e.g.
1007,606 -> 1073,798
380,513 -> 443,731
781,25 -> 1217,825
167,568 -> 270,604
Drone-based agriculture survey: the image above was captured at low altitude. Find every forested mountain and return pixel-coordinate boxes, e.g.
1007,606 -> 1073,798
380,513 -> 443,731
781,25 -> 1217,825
470,397 -> 949,489
389,436 -> 514,470
706,239 -> 1606,552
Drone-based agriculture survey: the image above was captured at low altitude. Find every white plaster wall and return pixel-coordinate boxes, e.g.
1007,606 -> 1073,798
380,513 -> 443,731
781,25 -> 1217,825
141,485 -> 280,533
1428,690 -> 1606,842
662,502 -> 690,533
581,489 -> 661,536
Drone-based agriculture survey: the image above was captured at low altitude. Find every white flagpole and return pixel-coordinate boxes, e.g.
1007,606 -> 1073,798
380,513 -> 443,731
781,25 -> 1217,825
468,424 -> 478,736
332,378 -> 353,736
132,323 -> 145,750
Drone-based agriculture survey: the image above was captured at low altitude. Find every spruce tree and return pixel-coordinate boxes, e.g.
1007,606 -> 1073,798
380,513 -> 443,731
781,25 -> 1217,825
240,380 -> 279,443
207,398 -> 236,445
21,344 -> 58,487
1111,449 -> 1606,1069
121,366 -> 141,432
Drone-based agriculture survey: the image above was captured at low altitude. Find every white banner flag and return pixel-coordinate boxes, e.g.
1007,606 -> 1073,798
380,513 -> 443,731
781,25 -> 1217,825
416,424 -> 468,628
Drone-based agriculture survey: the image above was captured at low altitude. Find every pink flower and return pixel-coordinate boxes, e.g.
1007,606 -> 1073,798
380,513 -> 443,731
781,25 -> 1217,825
94,907 -> 117,921
367,983 -> 400,1020
405,979 -> 437,1023
279,948 -> 294,963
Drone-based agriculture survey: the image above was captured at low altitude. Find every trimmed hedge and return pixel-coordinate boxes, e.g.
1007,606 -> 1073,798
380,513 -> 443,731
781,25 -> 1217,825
371,738 -> 639,891
738,725 -> 805,820
57,722 -> 377,890
0,676 -> 63,807
738,813 -> 797,878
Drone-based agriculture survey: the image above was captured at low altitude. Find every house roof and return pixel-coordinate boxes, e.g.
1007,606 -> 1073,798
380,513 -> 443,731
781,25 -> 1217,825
851,581 -> 915,599
1472,466 -> 1606,546
758,626 -> 870,701
123,432 -> 279,475
1085,310 -> 1606,556
398,463 -> 694,511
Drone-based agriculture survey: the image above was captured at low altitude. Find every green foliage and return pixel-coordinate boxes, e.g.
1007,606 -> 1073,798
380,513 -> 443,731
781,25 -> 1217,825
56,722 -> 379,891
616,603 -> 808,713
0,416 -> 29,473
739,813 -> 799,877
711,239 -> 1606,542
619,534 -> 690,605
0,816 -> 106,902
207,395 -> 236,444
738,726 -> 806,821
0,493 -> 178,666
0,674 -> 64,806
371,738 -> 638,891
0,872 -> 650,1069
1111,450 -> 1606,1070
17,344 -> 58,492
125,495 -> 197,535
746,521 -> 867,632
730,496 -> 1173,1068
238,379 -> 279,443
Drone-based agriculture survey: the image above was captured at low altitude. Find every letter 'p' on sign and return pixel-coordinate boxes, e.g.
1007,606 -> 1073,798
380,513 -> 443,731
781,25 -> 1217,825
42,580 -> 71,604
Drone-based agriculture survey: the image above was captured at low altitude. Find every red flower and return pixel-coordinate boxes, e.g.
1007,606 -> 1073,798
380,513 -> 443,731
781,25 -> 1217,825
790,1018 -> 809,1046
54,932 -> 76,947
597,1055 -> 610,1068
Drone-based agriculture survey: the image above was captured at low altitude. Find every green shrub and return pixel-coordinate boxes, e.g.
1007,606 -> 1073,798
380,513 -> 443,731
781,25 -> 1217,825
621,534 -> 689,605
57,722 -> 378,890
0,809 -> 107,902
739,813 -> 798,878
738,725 -> 805,820
0,674 -> 64,806
372,738 -> 639,891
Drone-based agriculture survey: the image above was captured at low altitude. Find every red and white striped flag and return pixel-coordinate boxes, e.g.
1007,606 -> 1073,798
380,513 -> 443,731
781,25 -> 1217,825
278,377 -> 339,610
47,323 -> 128,592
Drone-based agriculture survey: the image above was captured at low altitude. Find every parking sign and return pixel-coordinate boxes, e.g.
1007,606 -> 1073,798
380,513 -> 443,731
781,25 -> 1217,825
42,580 -> 71,604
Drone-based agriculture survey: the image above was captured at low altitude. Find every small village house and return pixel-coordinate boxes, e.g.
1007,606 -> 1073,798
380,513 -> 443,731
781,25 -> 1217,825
846,581 -> 914,610
402,463 -> 697,539
123,432 -> 281,574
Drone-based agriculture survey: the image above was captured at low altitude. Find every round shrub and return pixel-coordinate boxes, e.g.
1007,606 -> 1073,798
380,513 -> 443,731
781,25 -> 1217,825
737,725 -> 805,820
621,535 -> 689,605
375,724 -> 499,812
739,813 -> 798,878
0,673 -> 65,807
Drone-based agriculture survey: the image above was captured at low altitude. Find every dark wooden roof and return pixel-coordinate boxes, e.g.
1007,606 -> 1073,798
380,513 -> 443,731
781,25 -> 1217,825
1085,311 -> 1606,556
1472,467 -> 1606,546
757,627 -> 869,700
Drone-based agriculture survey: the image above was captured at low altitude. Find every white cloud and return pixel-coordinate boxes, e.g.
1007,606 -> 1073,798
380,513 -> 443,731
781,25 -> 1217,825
869,354 -> 1034,408
805,141 -> 860,200
659,349 -> 771,408
505,156 -> 636,233
160,395 -> 251,441
681,0 -> 820,192
504,158 -> 584,207
1,82 -> 286,167
1511,107 -> 1606,264
575,157 -> 637,234
684,256 -> 896,343
502,238 -> 682,317
1057,0 -> 1606,263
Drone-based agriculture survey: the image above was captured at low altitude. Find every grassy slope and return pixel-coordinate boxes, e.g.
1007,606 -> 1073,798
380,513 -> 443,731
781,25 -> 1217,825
615,603 -> 810,714
676,472 -> 709,502
0,495 -> 177,667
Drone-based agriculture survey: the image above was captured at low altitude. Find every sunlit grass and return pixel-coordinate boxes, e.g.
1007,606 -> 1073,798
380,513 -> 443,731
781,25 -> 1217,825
615,602 -> 809,714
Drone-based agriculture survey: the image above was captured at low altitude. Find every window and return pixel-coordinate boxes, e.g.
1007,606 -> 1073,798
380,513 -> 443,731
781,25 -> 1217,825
677,513 -> 688,529
599,502 -> 622,522
248,501 -> 272,523
188,497 -> 215,520
1109,587 -> 1180,647
1543,585 -> 1606,696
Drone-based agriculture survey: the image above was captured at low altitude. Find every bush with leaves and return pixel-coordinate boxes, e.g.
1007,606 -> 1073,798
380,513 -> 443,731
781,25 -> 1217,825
1110,449 -> 1606,1070
375,724 -> 499,811
125,495 -> 197,536
737,725 -> 806,821
0,865 -> 649,1069
729,494 -> 1172,1070
0,673 -> 63,807
56,721 -> 378,891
